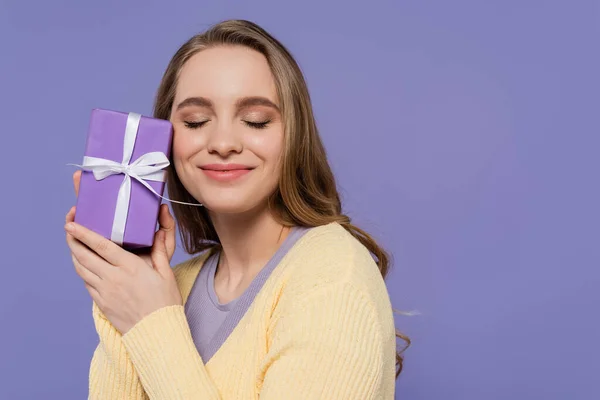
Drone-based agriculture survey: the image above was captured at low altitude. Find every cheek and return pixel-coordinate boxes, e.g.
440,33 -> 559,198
247,132 -> 284,168
172,139 -> 186,160
171,133 -> 199,177
172,131 -> 199,159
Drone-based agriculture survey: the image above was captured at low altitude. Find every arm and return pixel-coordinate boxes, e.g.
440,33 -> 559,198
88,301 -> 148,400
87,255 -> 203,399
120,304 -> 221,399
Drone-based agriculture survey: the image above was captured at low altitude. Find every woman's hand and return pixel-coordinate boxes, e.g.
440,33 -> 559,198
66,171 -> 182,335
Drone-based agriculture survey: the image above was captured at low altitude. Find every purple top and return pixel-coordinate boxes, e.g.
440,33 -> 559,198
184,225 -> 311,363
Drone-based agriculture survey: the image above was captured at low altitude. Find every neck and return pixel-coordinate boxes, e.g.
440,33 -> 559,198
207,203 -> 291,283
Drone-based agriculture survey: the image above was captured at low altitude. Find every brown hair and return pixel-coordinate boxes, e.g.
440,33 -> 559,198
152,19 -> 410,377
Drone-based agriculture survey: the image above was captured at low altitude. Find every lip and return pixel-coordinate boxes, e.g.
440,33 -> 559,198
199,164 -> 254,182
199,163 -> 254,171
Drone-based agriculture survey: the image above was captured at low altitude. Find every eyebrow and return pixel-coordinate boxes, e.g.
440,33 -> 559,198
175,96 -> 280,112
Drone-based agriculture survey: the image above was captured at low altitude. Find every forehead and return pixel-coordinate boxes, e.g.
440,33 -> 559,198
175,46 -> 278,105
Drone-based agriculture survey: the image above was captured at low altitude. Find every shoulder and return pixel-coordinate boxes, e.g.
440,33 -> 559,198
271,222 -> 397,366
280,222 -> 395,323
286,222 -> 389,295
264,223 -> 398,395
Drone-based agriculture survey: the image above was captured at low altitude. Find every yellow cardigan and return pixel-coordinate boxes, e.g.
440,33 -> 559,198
88,222 -> 397,399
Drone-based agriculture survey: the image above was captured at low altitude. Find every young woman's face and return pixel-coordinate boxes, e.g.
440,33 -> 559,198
170,46 -> 284,215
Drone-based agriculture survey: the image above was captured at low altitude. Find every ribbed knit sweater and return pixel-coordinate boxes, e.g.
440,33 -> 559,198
88,222 -> 397,399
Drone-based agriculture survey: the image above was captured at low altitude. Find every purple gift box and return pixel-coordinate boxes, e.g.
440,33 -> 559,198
74,108 -> 173,250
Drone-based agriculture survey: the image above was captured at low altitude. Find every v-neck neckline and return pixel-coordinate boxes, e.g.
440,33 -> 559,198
185,225 -> 311,364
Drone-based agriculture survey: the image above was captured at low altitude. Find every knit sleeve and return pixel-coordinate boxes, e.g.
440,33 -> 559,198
88,301 -> 148,399
119,304 -> 222,399
258,281 -> 392,399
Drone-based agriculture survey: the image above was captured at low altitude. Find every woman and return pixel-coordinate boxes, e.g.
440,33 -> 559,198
65,19 -> 408,399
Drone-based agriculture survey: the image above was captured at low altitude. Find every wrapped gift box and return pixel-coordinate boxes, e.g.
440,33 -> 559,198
73,108 -> 173,250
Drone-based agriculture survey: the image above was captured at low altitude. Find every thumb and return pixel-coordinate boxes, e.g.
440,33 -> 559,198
158,204 -> 176,261
151,230 -> 171,276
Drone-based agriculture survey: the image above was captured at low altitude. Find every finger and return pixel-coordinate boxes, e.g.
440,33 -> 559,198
84,282 -> 103,308
65,222 -> 128,267
73,170 -> 82,197
71,252 -> 103,289
151,230 -> 171,276
66,206 -> 76,224
158,204 -> 176,259
66,231 -> 114,280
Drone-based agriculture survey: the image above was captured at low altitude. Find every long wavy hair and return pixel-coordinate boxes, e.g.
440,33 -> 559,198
152,19 -> 410,377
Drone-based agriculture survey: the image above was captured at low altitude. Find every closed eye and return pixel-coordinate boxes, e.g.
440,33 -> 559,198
184,120 -> 209,129
184,120 -> 271,130
244,120 -> 271,129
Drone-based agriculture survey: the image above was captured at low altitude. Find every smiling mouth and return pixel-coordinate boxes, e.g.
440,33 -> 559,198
199,168 -> 253,182
199,165 -> 255,171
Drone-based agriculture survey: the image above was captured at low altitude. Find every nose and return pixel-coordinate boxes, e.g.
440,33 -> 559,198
206,121 -> 243,156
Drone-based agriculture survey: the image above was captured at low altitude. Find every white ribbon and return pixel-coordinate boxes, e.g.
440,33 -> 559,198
68,112 -> 202,246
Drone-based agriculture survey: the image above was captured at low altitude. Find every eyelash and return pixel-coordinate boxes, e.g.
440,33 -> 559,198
183,121 -> 207,129
183,120 -> 271,130
245,120 -> 271,129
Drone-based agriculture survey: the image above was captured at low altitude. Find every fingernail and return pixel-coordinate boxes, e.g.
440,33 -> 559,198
65,223 -> 75,233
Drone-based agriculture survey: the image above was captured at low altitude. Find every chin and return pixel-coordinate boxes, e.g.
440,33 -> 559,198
205,203 -> 255,215
200,193 -> 266,215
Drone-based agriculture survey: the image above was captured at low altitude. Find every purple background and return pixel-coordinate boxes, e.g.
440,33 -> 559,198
1,1 -> 598,399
